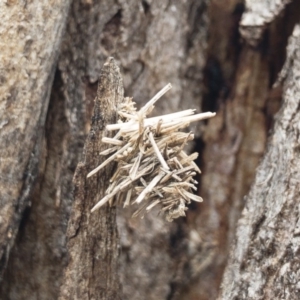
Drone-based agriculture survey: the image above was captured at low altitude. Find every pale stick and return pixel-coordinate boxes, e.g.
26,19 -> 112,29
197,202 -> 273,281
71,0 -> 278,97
87,143 -> 131,178
99,146 -> 119,156
106,109 -> 195,131
124,189 -> 132,207
129,152 -> 143,180
102,137 -> 124,146
109,84 -> 173,139
148,132 -> 169,170
182,190 -> 203,202
116,112 -> 216,133
146,200 -> 160,211
139,83 -> 172,115
117,111 -> 138,120
91,186 -> 121,212
135,172 -> 165,204
179,151 -> 201,173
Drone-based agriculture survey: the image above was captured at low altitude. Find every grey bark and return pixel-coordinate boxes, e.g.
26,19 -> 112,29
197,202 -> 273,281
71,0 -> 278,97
1,1 -> 210,299
0,0 -> 70,278
220,24 -> 300,300
1,0 -> 300,300
59,57 -> 121,300
240,0 -> 291,45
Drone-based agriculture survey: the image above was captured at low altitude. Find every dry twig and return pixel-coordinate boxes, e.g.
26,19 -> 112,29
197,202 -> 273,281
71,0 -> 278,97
87,84 -> 215,221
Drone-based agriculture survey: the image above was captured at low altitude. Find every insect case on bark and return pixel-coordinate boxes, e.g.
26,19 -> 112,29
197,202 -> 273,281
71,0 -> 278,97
87,83 -> 215,222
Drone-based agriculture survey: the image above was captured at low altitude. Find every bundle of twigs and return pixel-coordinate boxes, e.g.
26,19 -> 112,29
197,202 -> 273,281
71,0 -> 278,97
87,83 -> 215,221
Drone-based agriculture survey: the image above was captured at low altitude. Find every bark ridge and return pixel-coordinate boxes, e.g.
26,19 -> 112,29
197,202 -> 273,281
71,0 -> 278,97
59,57 -> 122,300
220,24 -> 300,300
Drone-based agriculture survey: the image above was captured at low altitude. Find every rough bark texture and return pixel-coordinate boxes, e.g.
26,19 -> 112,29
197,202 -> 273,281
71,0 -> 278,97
0,0 -> 70,279
240,0 -> 291,46
220,24 -> 300,300
1,0 -> 300,299
178,1 -> 298,298
59,57 -> 121,300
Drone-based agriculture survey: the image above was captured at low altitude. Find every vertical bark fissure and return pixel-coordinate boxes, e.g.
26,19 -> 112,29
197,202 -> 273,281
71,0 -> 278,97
179,1 -> 300,298
0,69 -> 72,299
220,24 -> 300,300
0,0 -> 71,284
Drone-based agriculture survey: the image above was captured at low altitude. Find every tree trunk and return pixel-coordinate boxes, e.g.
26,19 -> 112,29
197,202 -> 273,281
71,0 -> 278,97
220,23 -> 300,299
1,0 -> 300,299
0,0 -> 70,286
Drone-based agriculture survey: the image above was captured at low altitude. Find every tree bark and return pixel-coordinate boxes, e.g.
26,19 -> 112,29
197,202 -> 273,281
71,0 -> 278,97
1,0 -> 300,300
220,23 -> 300,299
59,57 -> 121,300
0,0 -> 70,279
1,1 -> 210,299
240,0 -> 291,46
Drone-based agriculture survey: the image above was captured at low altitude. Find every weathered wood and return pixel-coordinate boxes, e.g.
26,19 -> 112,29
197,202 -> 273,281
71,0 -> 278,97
178,0 -> 300,298
55,1 -> 209,299
0,71 -> 77,300
220,24 -> 300,300
59,57 -> 122,300
0,0 -> 70,278
178,1 -> 274,298
240,0 -> 291,45
3,1 -> 298,299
